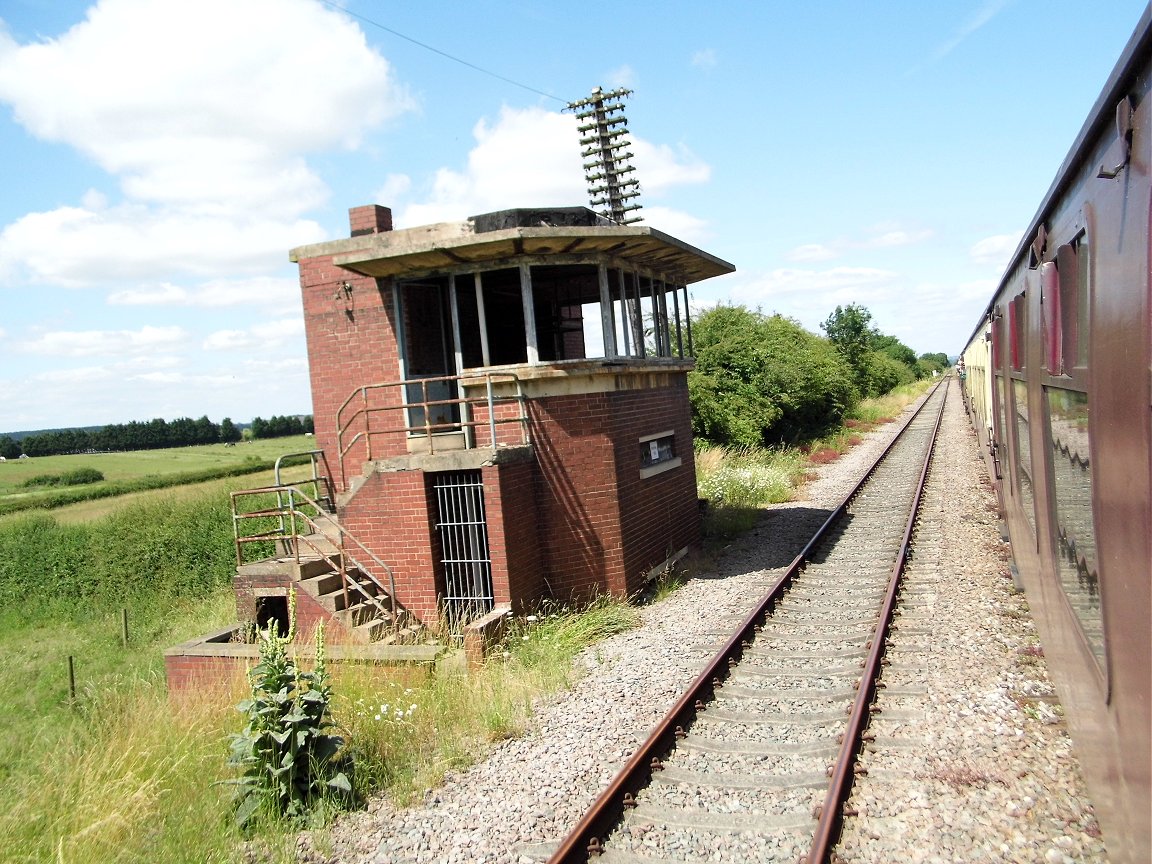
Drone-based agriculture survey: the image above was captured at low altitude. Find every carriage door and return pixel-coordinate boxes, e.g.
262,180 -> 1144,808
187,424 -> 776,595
432,470 -> 494,625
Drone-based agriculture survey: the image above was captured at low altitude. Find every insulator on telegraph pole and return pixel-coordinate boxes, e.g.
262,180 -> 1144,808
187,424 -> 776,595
566,87 -> 643,225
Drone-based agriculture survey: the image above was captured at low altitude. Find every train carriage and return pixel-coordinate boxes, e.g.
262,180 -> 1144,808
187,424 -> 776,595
960,9 -> 1151,863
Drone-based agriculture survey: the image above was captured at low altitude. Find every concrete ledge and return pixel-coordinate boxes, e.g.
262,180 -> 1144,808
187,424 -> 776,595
463,604 -> 512,668
164,624 -> 443,695
367,444 -> 534,473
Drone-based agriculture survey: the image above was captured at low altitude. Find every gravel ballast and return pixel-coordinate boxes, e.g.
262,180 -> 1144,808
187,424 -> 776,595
310,380 -> 1105,864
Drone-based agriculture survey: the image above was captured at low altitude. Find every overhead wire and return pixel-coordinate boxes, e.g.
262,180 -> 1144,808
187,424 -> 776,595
316,0 -> 568,104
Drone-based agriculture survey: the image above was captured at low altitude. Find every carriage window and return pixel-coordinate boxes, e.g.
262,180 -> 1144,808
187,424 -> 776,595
1041,262 -> 1061,373
1046,386 -> 1104,666
1010,293 -> 1026,371
1013,379 -> 1036,538
1057,237 -> 1090,371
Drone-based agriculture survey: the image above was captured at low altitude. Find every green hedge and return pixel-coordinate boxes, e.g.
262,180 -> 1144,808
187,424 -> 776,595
0,491 -> 238,620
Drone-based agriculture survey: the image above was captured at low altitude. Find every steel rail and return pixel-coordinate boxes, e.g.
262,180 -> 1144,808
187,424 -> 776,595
547,379 -> 948,864
805,380 -> 948,863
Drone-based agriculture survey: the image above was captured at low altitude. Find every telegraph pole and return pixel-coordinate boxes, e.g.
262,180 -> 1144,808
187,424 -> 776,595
567,87 -> 642,225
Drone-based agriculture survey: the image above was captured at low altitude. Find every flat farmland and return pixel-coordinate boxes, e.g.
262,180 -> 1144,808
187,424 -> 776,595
0,435 -> 320,521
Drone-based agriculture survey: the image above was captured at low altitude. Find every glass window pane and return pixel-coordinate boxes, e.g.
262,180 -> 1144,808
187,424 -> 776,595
1047,387 -> 1104,664
1013,379 -> 1036,536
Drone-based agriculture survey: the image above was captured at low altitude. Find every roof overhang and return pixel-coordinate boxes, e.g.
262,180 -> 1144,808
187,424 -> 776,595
291,221 -> 734,285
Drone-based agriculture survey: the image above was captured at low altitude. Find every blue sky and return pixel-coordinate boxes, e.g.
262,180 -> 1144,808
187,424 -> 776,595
0,0 -> 1146,431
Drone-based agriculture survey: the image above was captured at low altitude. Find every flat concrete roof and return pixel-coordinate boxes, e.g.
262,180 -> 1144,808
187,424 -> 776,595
290,218 -> 735,284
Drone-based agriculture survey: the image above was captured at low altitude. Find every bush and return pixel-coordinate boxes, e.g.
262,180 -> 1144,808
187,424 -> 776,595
862,350 -> 916,396
690,306 -> 857,446
61,467 -> 105,486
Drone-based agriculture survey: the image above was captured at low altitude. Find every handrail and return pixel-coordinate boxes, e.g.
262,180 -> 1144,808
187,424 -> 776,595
334,371 -> 530,488
265,449 -> 337,539
230,483 -> 399,626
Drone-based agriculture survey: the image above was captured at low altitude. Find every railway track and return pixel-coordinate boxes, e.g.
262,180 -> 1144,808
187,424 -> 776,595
548,380 -> 949,864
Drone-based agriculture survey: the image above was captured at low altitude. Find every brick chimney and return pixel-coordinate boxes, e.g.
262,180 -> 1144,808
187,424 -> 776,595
349,205 -> 393,237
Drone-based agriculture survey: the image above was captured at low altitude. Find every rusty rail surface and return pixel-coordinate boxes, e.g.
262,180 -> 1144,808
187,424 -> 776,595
548,379 -> 948,864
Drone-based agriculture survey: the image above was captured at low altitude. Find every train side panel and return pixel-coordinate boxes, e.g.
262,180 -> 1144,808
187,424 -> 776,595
962,17 -> 1151,863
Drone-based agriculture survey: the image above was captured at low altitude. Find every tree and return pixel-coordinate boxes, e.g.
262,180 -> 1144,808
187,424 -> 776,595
0,436 -> 20,460
219,417 -> 242,443
822,304 -> 931,395
821,304 -> 877,377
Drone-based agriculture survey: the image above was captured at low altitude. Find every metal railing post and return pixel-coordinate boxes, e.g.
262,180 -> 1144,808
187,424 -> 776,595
487,376 -> 498,447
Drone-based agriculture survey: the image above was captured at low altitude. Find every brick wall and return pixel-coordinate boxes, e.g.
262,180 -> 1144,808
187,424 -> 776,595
609,380 -> 701,593
484,460 -> 544,610
527,375 -> 700,601
341,469 -> 443,623
165,654 -> 250,697
298,253 -> 404,493
528,392 -> 626,599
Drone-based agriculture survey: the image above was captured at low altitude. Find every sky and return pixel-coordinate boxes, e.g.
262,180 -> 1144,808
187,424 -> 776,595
0,0 -> 1147,432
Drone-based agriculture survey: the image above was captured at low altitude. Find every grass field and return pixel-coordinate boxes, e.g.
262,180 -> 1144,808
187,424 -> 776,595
0,435 -> 318,496
0,435 -> 322,522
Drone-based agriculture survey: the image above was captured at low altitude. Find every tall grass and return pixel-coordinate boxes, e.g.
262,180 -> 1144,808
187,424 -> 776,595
0,683 -> 275,864
695,444 -> 807,536
848,379 -> 932,425
333,596 -> 640,806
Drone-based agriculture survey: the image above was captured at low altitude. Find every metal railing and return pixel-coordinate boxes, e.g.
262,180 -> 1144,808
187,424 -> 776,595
335,371 -> 530,487
230,482 -> 399,626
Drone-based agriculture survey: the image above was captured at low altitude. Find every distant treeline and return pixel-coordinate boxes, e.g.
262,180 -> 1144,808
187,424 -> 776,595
0,414 -> 313,459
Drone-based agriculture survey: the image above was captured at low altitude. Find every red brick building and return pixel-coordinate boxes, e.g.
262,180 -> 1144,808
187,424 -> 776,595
276,204 -> 733,630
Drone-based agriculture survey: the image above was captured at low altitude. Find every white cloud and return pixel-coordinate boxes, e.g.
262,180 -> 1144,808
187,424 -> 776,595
781,224 -> 931,263
0,205 -> 327,287
0,0 -> 414,290
631,139 -> 710,195
637,207 -> 709,244
108,276 -> 300,308
203,317 -> 303,352
730,266 -> 901,309
399,106 -> 584,227
374,174 -> 412,206
691,49 -> 717,69
17,325 -> 189,357
0,0 -> 410,209
788,243 -> 839,262
933,0 -> 1013,61
864,228 -> 933,248
604,66 -> 636,88
970,233 -> 1019,268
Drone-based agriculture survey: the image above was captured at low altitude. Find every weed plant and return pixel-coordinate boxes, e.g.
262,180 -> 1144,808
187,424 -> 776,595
227,608 -> 352,831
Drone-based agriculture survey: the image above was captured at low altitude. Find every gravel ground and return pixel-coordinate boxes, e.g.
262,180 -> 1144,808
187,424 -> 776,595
305,380 -> 1104,864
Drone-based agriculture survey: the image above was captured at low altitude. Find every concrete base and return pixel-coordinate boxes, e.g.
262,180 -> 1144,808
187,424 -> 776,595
164,624 -> 443,696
